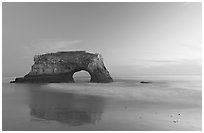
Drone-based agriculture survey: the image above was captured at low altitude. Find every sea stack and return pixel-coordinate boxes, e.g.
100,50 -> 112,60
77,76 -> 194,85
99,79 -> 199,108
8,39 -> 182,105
11,51 -> 113,83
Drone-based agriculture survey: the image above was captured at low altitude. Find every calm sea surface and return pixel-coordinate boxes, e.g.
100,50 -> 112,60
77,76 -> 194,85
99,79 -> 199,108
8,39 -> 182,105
2,75 -> 202,131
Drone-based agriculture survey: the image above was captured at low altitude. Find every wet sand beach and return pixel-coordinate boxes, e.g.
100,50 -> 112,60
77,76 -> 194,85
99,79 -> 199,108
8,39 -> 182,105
2,76 -> 202,131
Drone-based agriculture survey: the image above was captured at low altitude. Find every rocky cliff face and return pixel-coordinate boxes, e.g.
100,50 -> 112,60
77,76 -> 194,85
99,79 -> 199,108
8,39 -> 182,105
11,51 -> 113,83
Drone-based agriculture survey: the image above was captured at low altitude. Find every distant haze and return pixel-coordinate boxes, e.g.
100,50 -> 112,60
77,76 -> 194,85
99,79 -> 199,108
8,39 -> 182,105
2,2 -> 201,77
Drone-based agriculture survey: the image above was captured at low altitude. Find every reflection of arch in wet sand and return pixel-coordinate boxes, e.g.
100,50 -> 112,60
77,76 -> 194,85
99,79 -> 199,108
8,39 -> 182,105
28,88 -> 105,126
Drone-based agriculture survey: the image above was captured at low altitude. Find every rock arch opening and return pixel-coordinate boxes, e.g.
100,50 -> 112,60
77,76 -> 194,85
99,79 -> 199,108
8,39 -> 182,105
73,70 -> 91,83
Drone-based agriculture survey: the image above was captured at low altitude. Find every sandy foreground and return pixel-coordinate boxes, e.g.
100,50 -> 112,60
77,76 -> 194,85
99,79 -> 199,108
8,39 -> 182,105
44,81 -> 202,131
98,100 -> 201,131
3,77 -> 202,131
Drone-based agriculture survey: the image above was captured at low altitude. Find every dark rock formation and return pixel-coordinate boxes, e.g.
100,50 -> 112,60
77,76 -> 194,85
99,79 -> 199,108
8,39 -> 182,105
11,51 -> 113,83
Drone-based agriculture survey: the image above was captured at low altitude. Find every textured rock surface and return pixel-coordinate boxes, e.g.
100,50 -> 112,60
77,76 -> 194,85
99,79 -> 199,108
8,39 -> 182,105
11,51 -> 113,83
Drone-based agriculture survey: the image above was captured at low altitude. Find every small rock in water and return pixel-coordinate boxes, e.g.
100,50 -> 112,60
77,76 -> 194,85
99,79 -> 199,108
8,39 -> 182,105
173,120 -> 178,123
140,81 -> 152,83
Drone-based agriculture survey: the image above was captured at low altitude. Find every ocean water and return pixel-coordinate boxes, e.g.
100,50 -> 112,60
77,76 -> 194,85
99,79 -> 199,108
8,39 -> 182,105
2,75 -> 202,131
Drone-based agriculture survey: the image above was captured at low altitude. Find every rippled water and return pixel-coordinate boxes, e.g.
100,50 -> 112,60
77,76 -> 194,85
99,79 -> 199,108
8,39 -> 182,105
2,75 -> 202,131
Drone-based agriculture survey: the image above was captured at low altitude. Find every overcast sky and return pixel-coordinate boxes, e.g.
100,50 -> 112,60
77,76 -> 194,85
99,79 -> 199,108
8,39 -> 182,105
3,2 -> 202,77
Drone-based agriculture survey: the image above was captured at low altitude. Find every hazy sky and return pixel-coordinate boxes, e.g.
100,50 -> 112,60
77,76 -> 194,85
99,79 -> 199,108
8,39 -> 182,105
3,2 -> 202,77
